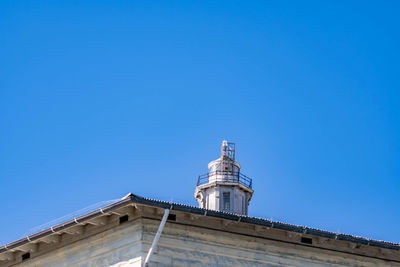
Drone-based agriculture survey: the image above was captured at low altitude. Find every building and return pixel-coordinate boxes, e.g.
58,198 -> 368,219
0,141 -> 399,266
195,141 -> 253,215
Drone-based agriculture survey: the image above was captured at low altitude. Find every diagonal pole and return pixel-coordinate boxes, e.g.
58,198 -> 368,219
143,208 -> 170,267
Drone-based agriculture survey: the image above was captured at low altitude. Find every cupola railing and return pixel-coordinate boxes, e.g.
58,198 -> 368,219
197,171 -> 252,189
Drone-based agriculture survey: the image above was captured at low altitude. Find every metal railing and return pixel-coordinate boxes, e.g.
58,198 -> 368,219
197,170 -> 252,189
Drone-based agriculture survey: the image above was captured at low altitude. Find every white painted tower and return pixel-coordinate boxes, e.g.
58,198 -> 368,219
194,141 -> 254,215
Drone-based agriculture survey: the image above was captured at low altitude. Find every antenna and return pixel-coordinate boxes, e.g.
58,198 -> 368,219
221,140 -> 235,161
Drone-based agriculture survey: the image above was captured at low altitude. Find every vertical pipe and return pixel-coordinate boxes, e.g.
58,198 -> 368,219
143,208 -> 170,267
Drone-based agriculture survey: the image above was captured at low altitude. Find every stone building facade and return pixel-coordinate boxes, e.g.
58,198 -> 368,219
0,194 -> 399,266
1,142 -> 399,266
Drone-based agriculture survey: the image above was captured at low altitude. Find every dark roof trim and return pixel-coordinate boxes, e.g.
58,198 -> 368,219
1,193 -> 399,254
130,194 -> 400,250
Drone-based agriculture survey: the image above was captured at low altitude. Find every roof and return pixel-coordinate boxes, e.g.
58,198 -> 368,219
1,193 -> 399,254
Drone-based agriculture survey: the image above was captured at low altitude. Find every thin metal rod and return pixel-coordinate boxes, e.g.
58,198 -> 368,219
143,208 -> 170,267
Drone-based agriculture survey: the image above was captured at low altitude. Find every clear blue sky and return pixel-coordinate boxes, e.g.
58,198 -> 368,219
1,1 -> 399,245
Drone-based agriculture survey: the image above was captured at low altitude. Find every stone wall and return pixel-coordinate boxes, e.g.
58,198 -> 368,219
9,219 -> 143,267
6,205 -> 400,267
142,217 -> 400,267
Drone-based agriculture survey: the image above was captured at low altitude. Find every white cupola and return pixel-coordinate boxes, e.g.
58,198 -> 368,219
194,141 -> 254,215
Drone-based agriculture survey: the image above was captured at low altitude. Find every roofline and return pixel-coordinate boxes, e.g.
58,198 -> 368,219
0,195 -> 132,253
1,193 -> 399,253
130,194 -> 400,250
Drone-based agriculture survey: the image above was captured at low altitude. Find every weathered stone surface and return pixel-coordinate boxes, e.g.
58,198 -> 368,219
142,218 -> 400,267
6,220 -> 143,267
4,206 -> 400,267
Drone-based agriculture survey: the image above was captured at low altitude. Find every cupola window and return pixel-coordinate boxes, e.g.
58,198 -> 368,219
223,192 -> 230,210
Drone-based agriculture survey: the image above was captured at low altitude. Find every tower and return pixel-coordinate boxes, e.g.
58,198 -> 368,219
194,141 -> 254,215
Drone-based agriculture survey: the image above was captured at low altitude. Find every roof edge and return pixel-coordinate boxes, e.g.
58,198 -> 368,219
1,193 -> 399,254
